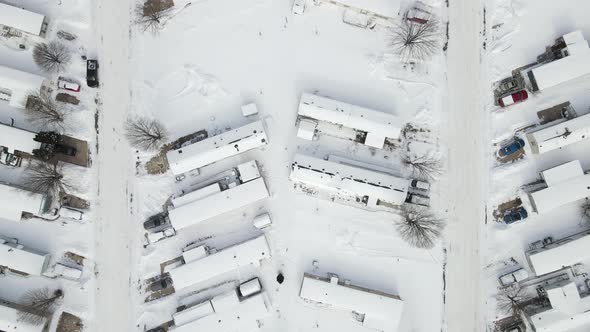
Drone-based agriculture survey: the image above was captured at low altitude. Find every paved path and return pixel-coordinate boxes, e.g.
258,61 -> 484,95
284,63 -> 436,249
444,0 -> 484,331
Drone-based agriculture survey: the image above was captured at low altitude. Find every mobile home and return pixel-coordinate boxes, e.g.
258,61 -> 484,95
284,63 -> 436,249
0,3 -> 49,37
0,65 -> 45,109
0,237 -> 51,276
526,112 -> 590,155
0,298 -> 46,332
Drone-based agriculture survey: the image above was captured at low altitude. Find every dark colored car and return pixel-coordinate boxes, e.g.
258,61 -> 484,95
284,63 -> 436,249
499,90 -> 528,107
149,277 -> 172,292
499,138 -> 525,157
503,207 -> 528,224
86,60 -> 99,88
143,213 -> 169,231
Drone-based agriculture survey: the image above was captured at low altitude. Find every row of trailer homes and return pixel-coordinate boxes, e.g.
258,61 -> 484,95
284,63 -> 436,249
149,93 -> 406,331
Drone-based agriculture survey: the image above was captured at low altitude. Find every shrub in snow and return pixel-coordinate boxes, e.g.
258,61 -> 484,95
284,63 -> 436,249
125,116 -> 169,151
33,41 -> 72,73
390,18 -> 440,62
17,288 -> 63,325
396,205 -> 444,249
25,90 -> 68,132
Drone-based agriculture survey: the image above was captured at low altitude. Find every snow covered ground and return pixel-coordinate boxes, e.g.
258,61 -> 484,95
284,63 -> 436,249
482,0 -> 590,329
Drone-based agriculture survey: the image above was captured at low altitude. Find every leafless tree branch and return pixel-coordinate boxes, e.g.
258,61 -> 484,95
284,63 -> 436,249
389,18 -> 440,62
22,161 -> 73,195
395,205 -> 444,249
33,41 -> 72,73
134,0 -> 174,33
402,153 -> 443,181
17,288 -> 63,325
125,116 -> 169,151
25,90 -> 68,133
496,286 -> 534,317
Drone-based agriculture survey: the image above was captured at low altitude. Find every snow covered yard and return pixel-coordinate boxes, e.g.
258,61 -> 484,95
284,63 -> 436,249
483,0 -> 590,330
130,0 -> 448,331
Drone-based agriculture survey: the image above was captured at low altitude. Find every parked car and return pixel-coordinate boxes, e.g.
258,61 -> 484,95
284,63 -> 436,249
496,77 -> 518,95
499,90 -> 528,107
86,60 -> 99,88
56,93 -> 80,105
410,179 -> 430,191
499,268 -> 529,286
143,213 -> 170,231
60,207 -> 83,221
405,6 -> 431,24
503,207 -> 528,224
53,263 -> 82,281
498,138 -> 525,157
57,77 -> 80,92
149,276 -> 172,292
57,30 -> 77,41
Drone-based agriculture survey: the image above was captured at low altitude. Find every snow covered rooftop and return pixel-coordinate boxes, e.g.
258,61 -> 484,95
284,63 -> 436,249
529,281 -> 590,332
528,160 -> 590,214
0,301 -> 46,332
0,238 -> 50,276
0,124 -> 40,155
299,273 -> 404,332
0,3 -> 46,36
172,291 -> 268,332
327,0 -> 401,18
169,235 -> 271,291
527,232 -> 590,276
562,30 -> 590,56
297,93 -> 400,149
0,183 -> 45,222
166,120 -> 268,176
530,51 -> 590,92
0,65 -> 45,109
168,176 -> 269,231
290,154 -> 409,208
526,113 -> 590,154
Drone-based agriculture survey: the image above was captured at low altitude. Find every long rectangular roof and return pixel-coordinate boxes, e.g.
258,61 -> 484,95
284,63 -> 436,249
173,292 -> 268,332
526,113 -> 590,154
529,162 -> 590,214
0,3 -> 45,36
300,274 -> 404,331
530,281 -> 590,331
0,239 -> 49,276
169,177 -> 269,231
328,0 -> 401,18
169,235 -> 271,291
541,160 -> 583,187
298,93 -> 400,149
290,154 -> 409,207
531,52 -> 590,91
0,183 -> 45,222
0,65 -> 45,109
166,121 -> 268,175
0,124 -> 40,155
528,233 -> 590,276
0,302 -> 46,332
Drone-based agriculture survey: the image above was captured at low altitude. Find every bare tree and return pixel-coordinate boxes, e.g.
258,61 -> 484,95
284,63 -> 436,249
25,91 -> 68,132
22,161 -> 73,195
496,286 -> 534,317
33,41 -> 72,73
125,116 -> 169,150
390,18 -> 440,62
395,205 -> 444,249
135,0 -> 174,33
402,153 -> 443,181
17,288 -> 63,325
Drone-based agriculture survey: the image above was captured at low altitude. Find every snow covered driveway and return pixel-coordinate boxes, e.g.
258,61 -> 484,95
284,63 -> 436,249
93,1 -> 137,331
444,0 -> 484,331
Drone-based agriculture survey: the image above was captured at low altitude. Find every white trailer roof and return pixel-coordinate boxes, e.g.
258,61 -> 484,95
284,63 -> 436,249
529,162 -> 590,215
528,234 -> 590,276
171,182 -> 221,208
0,183 -> 45,222
531,52 -> 590,91
166,121 -> 268,176
299,274 -> 404,331
169,177 -> 269,231
173,292 -> 268,332
541,160 -> 584,187
0,65 -> 45,109
562,30 -> 589,56
530,281 -> 590,332
0,302 -> 46,332
0,3 -> 45,36
328,0 -> 401,18
290,154 -> 409,207
169,235 -> 271,291
0,124 -> 40,155
173,300 -> 215,327
0,239 -> 49,276
526,113 -> 590,154
298,93 -> 400,149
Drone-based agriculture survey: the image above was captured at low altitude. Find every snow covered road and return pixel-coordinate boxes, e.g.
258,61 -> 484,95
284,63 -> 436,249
93,1 -> 136,331
444,0 -> 484,331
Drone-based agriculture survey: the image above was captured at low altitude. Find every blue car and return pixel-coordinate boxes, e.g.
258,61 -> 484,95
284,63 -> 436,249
503,207 -> 528,224
499,138 -> 525,157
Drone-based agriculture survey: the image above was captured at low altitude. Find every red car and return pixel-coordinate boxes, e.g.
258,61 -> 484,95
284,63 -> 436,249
499,90 -> 528,107
57,78 -> 80,92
